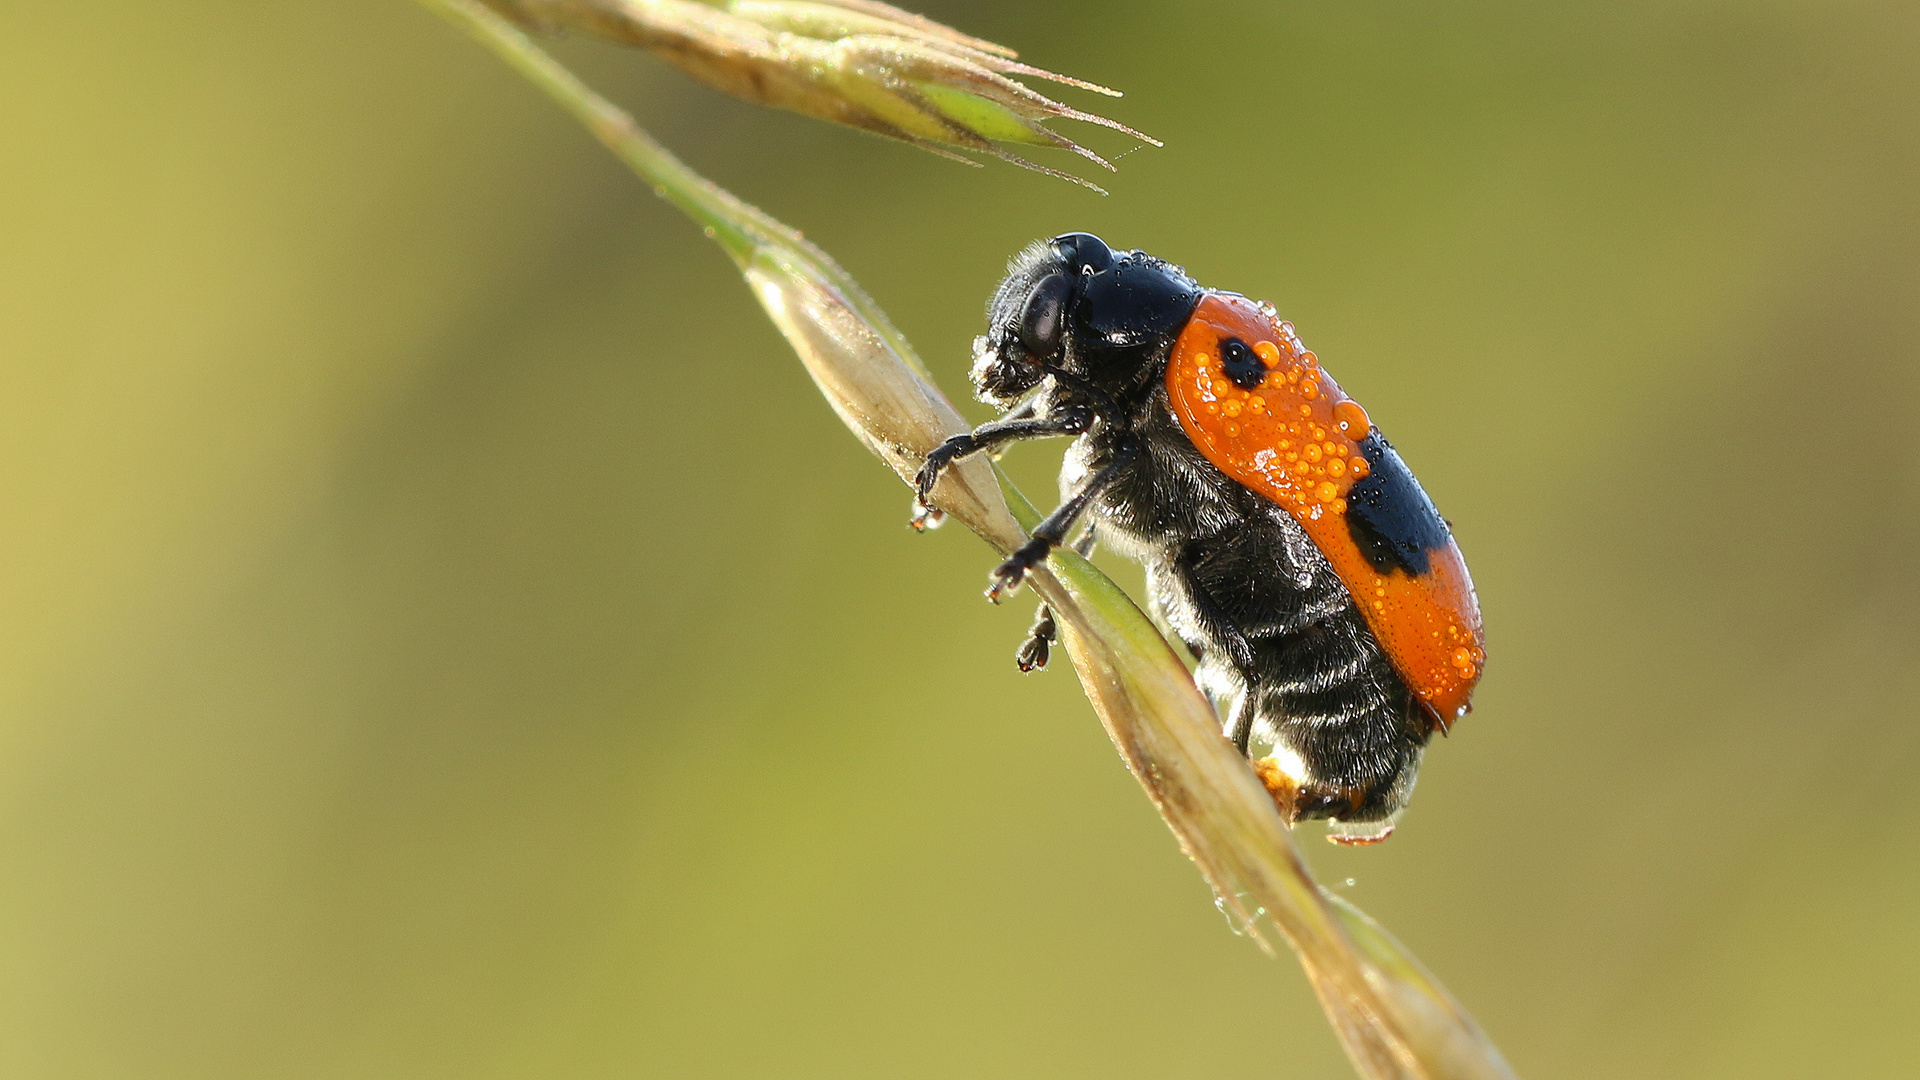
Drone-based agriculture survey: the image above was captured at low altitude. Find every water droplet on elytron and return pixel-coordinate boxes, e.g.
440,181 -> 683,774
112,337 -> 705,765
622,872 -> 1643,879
1326,458 -> 1347,478
1302,443 -> 1323,463
1348,455 -> 1371,479
1299,350 -> 1319,368
1333,400 -> 1370,439
1316,481 -> 1339,503
1253,340 -> 1281,367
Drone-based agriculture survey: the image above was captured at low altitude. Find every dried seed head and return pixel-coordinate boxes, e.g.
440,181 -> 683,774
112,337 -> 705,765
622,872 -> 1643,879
482,0 -> 1157,188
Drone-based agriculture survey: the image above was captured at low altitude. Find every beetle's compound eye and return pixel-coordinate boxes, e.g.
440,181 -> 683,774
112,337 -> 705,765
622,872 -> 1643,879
1018,272 -> 1070,359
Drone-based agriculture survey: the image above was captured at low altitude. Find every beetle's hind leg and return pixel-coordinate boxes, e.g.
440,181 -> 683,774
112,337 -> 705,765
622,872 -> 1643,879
1015,606 -> 1057,672
1013,527 -> 1096,672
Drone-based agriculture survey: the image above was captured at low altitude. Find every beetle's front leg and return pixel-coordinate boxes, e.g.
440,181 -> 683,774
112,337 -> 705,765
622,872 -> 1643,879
911,405 -> 1092,527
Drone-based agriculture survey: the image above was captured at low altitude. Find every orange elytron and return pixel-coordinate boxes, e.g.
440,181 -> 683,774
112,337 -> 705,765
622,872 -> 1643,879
1165,295 -> 1484,726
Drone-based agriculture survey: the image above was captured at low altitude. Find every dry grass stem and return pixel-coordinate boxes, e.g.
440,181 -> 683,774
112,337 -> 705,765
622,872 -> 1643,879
480,0 -> 1158,188
420,1 -> 1519,1076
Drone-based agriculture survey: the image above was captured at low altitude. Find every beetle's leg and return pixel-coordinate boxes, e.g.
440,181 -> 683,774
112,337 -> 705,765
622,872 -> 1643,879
988,444 -> 1135,602
1015,605 -> 1056,672
1224,694 -> 1256,756
912,405 -> 1093,524
1013,528 -> 1096,671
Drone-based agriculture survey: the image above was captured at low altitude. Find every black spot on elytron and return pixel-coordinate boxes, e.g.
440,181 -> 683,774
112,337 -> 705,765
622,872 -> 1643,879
1345,433 -> 1452,576
1219,337 -> 1265,389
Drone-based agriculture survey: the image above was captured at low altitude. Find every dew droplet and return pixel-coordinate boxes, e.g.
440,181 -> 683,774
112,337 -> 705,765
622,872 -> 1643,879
1333,400 -> 1371,439
1253,340 -> 1281,367
1225,422 -> 1242,437
1300,350 -> 1318,368
1302,443 -> 1323,464
1316,481 -> 1339,503
1326,458 -> 1347,478
1223,400 -> 1243,418
1348,456 -> 1371,479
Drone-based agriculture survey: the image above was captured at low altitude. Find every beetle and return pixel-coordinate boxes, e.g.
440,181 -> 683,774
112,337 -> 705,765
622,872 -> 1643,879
914,233 -> 1484,843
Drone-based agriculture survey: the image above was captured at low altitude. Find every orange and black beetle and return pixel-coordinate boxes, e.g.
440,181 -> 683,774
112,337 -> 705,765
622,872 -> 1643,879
915,233 -> 1483,843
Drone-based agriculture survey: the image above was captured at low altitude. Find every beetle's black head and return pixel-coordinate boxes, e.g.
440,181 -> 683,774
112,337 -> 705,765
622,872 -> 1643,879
970,233 -> 1202,409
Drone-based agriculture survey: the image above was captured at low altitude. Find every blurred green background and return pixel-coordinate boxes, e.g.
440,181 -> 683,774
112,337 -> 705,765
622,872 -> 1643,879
3,1 -> 1917,1077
